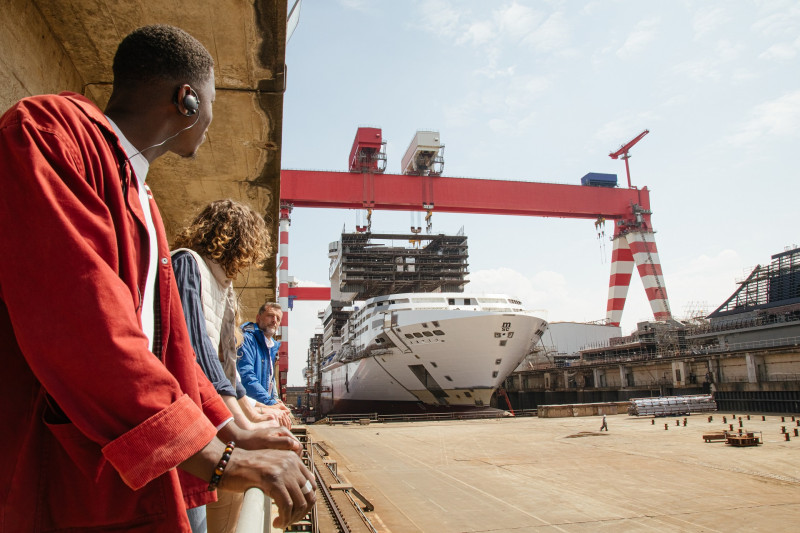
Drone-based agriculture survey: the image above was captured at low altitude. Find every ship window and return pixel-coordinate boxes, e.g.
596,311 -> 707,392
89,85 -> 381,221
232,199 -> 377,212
421,323 -> 428,328
499,340 -> 507,346
430,362 -> 437,368
495,358 -> 502,365
464,391 -> 472,398
444,375 -> 453,381
432,321 -> 440,327
405,334 -> 414,339
492,371 -> 499,378
413,332 -> 423,338
448,298 -> 455,305
433,330 -> 444,336
422,331 -> 433,337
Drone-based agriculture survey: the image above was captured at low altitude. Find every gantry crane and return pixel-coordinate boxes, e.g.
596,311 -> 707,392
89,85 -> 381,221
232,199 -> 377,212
274,127 -> 672,398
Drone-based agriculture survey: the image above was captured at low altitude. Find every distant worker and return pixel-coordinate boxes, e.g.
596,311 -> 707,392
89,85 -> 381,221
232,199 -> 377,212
600,414 -> 609,431
238,303 -> 293,428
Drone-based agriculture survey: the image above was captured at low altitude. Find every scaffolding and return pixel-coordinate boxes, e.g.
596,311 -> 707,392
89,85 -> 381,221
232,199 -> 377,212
710,246 -> 800,318
332,232 -> 469,300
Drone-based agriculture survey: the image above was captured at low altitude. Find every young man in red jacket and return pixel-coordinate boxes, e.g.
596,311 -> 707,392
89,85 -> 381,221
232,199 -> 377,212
0,25 -> 315,532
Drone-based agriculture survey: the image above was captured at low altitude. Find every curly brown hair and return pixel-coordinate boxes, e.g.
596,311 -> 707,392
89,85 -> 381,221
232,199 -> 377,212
174,199 -> 271,279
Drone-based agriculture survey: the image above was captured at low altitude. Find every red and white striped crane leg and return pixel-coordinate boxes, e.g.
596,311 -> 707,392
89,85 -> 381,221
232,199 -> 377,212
626,230 -> 671,322
606,233 -> 635,327
277,206 -> 291,400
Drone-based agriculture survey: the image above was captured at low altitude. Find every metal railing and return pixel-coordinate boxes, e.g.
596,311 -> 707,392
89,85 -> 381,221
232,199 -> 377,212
323,409 -> 520,424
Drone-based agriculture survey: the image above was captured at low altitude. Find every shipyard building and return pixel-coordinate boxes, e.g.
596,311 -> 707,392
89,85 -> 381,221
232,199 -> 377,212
505,246 -> 800,414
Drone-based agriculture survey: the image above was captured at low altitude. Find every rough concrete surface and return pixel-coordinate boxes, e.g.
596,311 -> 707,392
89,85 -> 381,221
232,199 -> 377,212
309,414 -> 800,532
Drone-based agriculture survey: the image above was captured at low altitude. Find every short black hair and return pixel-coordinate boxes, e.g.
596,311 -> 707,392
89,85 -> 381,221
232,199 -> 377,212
112,24 -> 213,91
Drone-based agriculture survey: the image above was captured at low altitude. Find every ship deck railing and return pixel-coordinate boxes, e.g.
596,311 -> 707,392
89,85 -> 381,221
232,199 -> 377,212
323,408 -> 536,424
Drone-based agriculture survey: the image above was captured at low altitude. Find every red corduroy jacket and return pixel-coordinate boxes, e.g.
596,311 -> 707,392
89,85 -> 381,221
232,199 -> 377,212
0,92 -> 230,532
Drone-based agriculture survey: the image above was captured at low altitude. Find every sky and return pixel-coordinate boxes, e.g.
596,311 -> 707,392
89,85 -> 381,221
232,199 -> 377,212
278,0 -> 800,386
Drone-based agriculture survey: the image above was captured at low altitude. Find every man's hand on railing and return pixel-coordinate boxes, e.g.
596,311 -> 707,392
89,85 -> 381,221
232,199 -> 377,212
221,447 -> 317,529
219,421 -> 303,456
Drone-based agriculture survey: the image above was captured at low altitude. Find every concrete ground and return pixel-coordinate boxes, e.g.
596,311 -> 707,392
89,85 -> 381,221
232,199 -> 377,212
308,413 -> 800,532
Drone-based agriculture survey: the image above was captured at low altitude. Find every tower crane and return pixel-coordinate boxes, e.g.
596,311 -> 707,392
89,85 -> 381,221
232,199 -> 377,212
609,129 -> 649,188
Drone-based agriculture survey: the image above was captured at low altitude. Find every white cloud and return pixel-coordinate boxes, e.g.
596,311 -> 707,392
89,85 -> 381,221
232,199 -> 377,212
495,2 -> 545,42
521,10 -> 570,52
417,0 -> 463,39
616,17 -> 659,59
474,64 -> 517,79
459,20 -> 495,46
667,249 -> 744,319
759,36 -> 800,61
726,90 -> 800,145
468,267 -> 602,324
692,6 -> 731,39
671,57 -> 722,82
752,8 -> 800,39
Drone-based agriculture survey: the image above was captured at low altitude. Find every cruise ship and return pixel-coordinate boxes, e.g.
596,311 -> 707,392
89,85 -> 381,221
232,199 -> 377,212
305,231 -> 548,414
319,292 -> 548,413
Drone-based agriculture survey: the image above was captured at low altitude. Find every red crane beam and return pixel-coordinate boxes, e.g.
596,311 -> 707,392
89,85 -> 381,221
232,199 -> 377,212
280,170 -> 649,221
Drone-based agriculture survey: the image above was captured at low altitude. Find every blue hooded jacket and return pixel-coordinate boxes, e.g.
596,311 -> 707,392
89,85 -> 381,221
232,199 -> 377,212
237,322 -> 281,405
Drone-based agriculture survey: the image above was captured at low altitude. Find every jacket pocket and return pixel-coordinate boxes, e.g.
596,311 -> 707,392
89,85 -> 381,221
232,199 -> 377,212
43,418 -> 107,482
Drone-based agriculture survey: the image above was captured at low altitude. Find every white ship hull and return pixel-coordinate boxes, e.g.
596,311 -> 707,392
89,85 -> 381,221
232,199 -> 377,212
319,294 -> 547,414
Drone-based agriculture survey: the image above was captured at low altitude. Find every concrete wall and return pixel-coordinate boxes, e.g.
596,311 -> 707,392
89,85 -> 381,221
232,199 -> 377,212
0,1 -> 285,318
0,0 -> 85,112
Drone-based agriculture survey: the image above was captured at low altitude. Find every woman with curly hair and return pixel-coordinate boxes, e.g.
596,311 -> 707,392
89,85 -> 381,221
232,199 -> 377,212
172,199 -> 293,532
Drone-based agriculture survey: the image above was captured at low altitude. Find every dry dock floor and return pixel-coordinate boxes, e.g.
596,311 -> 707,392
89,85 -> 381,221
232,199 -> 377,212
308,414 -> 800,532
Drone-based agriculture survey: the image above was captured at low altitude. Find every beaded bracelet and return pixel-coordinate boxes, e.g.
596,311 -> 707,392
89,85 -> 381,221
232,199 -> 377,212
207,441 -> 236,491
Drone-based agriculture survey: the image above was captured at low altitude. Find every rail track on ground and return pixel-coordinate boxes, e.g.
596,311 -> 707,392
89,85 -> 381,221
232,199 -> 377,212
284,427 -> 377,533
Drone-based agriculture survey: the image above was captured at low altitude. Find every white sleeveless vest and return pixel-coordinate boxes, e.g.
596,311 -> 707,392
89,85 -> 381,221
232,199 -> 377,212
172,248 -> 239,387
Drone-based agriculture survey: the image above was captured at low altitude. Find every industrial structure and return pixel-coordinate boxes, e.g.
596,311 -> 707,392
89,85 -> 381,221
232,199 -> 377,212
280,126 -> 673,397
330,231 -> 469,300
505,246 -> 800,414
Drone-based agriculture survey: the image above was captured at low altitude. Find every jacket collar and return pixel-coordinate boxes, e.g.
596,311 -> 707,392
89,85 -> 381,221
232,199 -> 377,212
243,321 -> 280,349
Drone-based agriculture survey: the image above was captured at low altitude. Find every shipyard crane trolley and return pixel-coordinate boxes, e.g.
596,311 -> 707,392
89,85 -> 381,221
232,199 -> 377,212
275,127 -> 672,398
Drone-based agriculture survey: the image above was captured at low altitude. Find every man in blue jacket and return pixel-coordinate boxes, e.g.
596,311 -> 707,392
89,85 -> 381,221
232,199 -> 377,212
238,302 -> 292,428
